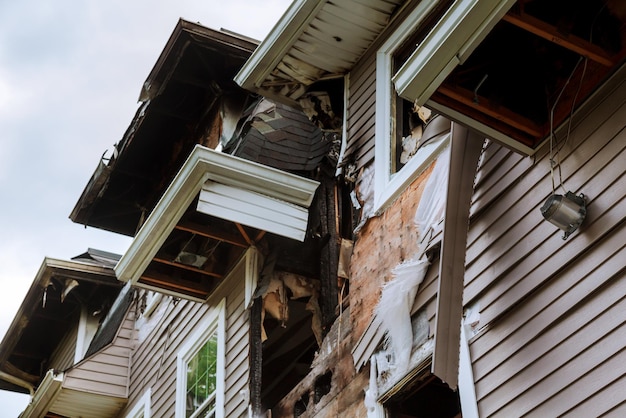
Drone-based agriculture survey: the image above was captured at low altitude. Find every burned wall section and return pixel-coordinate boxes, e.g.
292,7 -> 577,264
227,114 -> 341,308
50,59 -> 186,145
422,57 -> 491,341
268,160 -> 437,416
350,162 -> 435,340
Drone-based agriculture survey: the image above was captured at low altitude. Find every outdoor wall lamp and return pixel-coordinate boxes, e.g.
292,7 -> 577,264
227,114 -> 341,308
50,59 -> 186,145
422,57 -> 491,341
540,191 -> 587,240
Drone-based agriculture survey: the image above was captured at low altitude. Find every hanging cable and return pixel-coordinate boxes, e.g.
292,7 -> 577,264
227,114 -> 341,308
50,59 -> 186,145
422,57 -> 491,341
548,56 -> 583,193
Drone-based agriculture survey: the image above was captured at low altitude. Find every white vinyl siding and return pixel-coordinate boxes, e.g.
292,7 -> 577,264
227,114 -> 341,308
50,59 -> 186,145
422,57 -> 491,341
198,181 -> 310,241
124,248 -> 257,418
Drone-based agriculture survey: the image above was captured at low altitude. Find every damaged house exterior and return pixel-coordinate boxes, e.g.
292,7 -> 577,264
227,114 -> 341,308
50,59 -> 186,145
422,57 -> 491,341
0,249 -> 133,417
236,0 -> 626,417
69,19 -> 343,418
3,0 -> 625,417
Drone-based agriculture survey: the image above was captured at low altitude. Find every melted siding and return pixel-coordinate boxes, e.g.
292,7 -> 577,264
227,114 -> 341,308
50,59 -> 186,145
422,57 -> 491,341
465,72 -> 626,417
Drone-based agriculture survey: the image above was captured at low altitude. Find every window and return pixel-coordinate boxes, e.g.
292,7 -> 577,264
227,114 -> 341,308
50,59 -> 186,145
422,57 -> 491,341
177,299 -> 226,418
374,0 -> 451,211
126,389 -> 152,418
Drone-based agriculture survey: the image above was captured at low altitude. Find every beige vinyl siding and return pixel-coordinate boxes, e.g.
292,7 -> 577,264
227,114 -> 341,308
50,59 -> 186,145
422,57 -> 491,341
63,307 -> 134,398
464,73 -> 626,416
345,49 -> 377,169
124,268 -> 250,418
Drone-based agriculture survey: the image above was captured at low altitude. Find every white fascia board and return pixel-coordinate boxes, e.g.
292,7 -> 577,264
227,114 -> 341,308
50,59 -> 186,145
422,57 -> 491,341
393,0 -> 515,105
115,145 -> 319,287
197,146 -> 319,207
235,0 -> 325,91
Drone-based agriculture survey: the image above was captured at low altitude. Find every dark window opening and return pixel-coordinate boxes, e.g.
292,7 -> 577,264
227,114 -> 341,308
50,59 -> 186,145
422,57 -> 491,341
431,0 -> 626,149
260,292 -> 318,412
390,1 -> 452,174
386,375 -> 461,418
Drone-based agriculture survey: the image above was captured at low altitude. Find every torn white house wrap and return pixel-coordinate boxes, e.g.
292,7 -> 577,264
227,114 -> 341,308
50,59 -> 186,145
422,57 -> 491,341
372,145 -> 450,378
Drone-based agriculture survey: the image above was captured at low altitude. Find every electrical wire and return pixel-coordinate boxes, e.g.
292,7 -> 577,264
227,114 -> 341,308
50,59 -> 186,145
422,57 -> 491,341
548,56 -> 583,193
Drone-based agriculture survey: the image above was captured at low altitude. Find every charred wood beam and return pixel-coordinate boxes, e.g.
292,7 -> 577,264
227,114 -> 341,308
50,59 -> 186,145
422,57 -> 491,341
317,176 -> 339,334
1,362 -> 39,385
249,297 -> 263,417
503,11 -> 615,66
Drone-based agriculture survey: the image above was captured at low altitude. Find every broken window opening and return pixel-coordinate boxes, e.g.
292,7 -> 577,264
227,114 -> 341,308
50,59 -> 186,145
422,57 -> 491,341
390,1 -> 452,175
385,374 -> 461,418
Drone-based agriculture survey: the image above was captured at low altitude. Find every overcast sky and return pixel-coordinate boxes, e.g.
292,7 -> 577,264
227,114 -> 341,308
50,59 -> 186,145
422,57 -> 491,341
0,0 -> 290,414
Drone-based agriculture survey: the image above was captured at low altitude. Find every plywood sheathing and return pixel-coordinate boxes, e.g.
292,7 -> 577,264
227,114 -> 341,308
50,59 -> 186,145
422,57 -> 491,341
350,161 -> 436,344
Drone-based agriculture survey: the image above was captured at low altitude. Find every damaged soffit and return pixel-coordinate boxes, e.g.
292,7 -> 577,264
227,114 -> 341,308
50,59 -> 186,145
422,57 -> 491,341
70,19 -> 258,236
235,0 -> 406,105
115,145 -> 320,302
0,254 -> 121,394
236,0 -> 626,154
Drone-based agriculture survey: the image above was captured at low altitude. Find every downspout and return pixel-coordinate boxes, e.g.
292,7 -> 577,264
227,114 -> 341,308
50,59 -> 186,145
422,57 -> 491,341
0,371 -> 34,396
19,370 -> 63,418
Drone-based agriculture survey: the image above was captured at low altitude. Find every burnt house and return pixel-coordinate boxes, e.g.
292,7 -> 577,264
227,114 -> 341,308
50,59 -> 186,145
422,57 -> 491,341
0,249 -> 133,417
236,0 -> 626,417
67,19 -> 350,418
3,0 -> 625,416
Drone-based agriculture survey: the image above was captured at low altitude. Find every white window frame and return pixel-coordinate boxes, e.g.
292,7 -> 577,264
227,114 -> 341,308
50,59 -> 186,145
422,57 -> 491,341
374,0 -> 448,212
126,388 -> 152,418
176,298 -> 226,418
392,0 -> 523,153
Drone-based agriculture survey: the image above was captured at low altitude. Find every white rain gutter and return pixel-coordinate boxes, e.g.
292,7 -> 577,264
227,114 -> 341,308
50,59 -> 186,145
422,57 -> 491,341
0,371 -> 34,396
20,370 -> 63,418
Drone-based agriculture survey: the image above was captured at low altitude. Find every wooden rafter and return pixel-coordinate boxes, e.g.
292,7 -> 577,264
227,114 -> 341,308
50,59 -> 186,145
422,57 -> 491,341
235,223 -> 254,245
140,271 -> 213,298
152,257 -> 223,278
175,220 -> 249,248
255,230 -> 267,242
503,11 -> 615,67
437,84 -> 543,137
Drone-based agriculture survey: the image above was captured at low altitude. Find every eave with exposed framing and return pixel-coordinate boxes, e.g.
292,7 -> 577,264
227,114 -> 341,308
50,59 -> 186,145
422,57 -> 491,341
115,145 -> 319,302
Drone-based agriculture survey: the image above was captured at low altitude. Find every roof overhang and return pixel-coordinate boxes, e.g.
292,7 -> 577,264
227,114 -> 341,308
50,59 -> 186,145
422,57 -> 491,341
115,145 -> 319,301
20,370 -> 126,418
236,0 -> 626,154
70,20 -> 258,236
235,0 -> 405,105
0,257 -> 120,394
